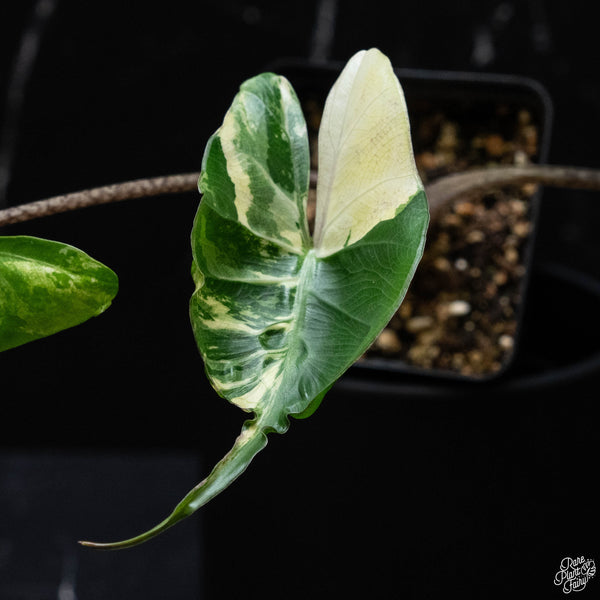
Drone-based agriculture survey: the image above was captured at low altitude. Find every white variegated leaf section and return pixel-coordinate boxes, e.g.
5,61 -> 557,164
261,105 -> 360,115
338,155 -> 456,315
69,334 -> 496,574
217,77 -> 308,254
313,48 -> 423,257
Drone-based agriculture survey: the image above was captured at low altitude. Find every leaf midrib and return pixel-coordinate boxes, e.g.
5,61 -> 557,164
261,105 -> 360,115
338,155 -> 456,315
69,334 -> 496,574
253,248 -> 317,421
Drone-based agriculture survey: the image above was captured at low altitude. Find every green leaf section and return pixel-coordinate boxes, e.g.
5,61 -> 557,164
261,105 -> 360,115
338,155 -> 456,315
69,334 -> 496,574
193,188 -> 427,420
82,49 -> 429,549
0,236 -> 118,352
200,72 -> 311,253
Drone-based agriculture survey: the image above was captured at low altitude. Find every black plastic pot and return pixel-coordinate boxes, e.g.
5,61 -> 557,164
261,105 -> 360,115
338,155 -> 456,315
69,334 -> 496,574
269,57 -> 554,383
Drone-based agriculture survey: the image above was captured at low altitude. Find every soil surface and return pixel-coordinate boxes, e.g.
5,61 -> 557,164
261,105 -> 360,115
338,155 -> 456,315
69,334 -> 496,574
304,95 -> 541,378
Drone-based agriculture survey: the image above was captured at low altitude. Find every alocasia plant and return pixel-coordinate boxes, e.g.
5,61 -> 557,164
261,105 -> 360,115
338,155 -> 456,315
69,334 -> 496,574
80,48 -> 429,548
0,236 -> 117,352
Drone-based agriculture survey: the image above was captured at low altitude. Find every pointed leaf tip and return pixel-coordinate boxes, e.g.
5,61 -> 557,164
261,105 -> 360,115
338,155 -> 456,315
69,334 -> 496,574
80,418 -> 271,549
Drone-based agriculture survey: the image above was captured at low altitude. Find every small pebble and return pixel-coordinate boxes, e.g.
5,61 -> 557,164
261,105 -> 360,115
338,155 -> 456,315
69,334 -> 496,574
504,247 -> 519,264
405,315 -> 434,333
454,258 -> 469,271
493,270 -> 508,286
437,122 -> 458,151
447,300 -> 471,317
522,182 -> 539,196
442,213 -> 462,227
509,199 -> 528,216
520,125 -> 538,155
499,334 -> 514,350
455,201 -> 476,216
514,221 -> 530,237
398,302 -> 412,319
485,134 -> 505,157
466,230 -> 485,244
452,353 -> 466,369
434,256 -> 452,271
514,149 -> 529,165
375,329 -> 402,353
468,350 -> 484,365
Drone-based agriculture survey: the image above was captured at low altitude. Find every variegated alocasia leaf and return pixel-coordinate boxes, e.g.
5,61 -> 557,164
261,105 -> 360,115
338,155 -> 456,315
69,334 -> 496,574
81,48 -> 428,549
0,236 -> 118,352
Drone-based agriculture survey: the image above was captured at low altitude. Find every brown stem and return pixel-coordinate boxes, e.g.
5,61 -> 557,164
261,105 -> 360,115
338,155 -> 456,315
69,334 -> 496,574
425,164 -> 600,219
1,164 -> 600,228
0,172 -> 199,226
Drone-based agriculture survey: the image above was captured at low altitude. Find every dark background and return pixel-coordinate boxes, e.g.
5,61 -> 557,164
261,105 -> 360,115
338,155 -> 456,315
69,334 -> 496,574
1,1 -> 599,598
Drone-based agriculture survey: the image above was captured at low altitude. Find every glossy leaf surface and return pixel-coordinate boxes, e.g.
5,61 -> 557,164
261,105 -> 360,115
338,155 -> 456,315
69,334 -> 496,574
82,48 -> 429,549
0,236 -> 118,352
